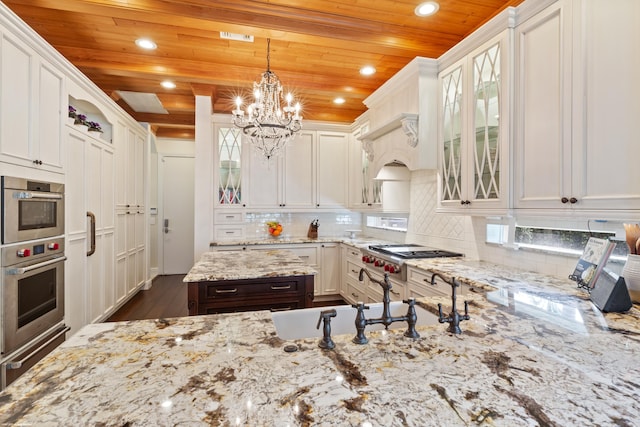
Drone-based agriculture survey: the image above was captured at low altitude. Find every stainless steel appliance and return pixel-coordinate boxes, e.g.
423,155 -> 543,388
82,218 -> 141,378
1,176 -> 64,244
1,237 -> 66,356
361,244 -> 463,282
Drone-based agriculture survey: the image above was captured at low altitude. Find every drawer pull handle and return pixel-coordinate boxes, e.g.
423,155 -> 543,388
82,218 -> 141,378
351,292 -> 359,298
271,307 -> 292,312
215,288 -> 238,294
225,215 -> 235,219
390,289 -> 400,296
271,285 -> 291,290
299,256 -> 309,259
424,278 -> 437,286
351,269 -> 359,274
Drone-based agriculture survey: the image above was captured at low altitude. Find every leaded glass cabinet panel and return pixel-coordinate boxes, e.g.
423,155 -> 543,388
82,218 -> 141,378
218,127 -> 242,205
472,42 -> 500,200
440,65 -> 464,202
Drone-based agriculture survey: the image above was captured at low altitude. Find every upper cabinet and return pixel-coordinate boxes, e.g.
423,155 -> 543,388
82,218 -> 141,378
514,0 -> 640,212
0,25 -> 65,173
438,31 -> 510,213
238,128 -> 349,210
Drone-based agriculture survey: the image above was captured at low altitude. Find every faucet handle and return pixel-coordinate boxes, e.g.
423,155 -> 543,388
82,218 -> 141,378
351,302 -> 370,311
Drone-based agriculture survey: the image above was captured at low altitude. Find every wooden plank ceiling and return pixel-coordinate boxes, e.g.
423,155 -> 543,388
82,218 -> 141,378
4,0 -> 524,138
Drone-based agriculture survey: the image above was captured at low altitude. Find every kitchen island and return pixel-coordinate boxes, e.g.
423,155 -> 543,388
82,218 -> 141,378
184,249 -> 317,315
1,259 -> 639,426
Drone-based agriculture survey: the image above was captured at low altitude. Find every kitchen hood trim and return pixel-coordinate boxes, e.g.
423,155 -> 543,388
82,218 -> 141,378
358,113 -> 418,143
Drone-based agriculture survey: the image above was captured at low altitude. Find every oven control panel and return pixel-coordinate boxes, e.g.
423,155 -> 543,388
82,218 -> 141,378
2,237 -> 65,267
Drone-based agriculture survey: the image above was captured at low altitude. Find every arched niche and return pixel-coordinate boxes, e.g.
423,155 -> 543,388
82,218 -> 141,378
68,96 -> 113,143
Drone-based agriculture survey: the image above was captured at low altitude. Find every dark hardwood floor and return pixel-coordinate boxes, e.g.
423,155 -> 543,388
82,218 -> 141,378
106,275 -> 189,321
106,275 -> 346,322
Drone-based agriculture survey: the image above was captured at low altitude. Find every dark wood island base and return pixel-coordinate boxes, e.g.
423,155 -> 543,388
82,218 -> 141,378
187,275 -> 315,315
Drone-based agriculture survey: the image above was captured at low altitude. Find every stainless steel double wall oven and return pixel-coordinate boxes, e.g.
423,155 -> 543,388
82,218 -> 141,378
1,176 -> 68,389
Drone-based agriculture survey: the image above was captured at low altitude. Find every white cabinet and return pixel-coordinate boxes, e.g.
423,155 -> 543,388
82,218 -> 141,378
318,243 -> 340,296
341,245 -> 367,304
515,0 -> 640,211
0,26 -> 65,173
65,126 -> 115,334
316,131 -> 349,209
247,131 -> 315,209
115,123 -> 147,300
406,266 -> 472,300
438,31 -> 510,214
245,130 -> 349,210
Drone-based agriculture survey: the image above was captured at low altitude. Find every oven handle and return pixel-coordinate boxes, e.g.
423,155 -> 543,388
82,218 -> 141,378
13,191 -> 63,200
5,326 -> 70,370
6,256 -> 67,275
87,211 -> 96,256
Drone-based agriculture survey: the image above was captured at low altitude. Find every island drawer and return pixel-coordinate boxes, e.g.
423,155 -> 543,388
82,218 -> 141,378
200,278 -> 305,299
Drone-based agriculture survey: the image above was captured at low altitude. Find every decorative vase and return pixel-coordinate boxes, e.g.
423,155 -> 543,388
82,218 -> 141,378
622,254 -> 640,303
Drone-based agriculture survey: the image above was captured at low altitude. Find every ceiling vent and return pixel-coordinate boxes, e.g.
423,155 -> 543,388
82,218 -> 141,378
220,32 -> 254,42
115,91 -> 168,114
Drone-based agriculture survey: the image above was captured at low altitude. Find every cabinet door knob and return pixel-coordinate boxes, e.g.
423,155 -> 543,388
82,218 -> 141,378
569,197 -> 578,204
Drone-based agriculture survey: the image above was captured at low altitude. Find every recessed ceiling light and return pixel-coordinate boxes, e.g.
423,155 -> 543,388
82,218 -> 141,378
161,81 -> 176,89
135,38 -> 157,50
415,1 -> 439,17
333,97 -> 345,105
360,66 -> 376,76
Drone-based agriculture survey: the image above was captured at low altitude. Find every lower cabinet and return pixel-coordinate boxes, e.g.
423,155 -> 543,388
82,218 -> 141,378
340,245 -> 406,304
187,275 -> 315,315
406,266 -> 472,298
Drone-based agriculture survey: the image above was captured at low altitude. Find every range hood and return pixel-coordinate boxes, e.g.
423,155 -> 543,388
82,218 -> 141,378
374,162 -> 410,213
374,161 -> 411,181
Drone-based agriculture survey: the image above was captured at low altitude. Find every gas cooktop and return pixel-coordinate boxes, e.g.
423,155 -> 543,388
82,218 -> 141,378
368,244 -> 463,260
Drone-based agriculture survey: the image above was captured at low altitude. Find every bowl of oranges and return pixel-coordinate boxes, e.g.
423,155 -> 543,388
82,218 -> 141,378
267,221 -> 283,237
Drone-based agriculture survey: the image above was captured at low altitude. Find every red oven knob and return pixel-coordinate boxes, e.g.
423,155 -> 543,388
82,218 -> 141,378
48,242 -> 59,250
362,255 -> 369,263
387,265 -> 396,274
374,259 -> 385,267
17,248 -> 31,257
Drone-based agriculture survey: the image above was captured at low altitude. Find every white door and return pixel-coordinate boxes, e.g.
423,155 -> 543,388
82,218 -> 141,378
161,155 -> 195,274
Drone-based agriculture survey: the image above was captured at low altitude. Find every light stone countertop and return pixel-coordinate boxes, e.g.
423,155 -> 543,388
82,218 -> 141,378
1,259 -> 640,426
210,236 -> 395,250
183,249 -> 317,282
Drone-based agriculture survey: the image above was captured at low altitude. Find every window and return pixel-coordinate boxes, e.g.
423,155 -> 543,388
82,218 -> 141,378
485,217 -> 631,258
366,215 -> 408,232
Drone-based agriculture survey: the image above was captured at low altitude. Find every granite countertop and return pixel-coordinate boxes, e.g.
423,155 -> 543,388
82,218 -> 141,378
210,236 -> 394,250
183,249 -> 317,282
2,260 -> 640,426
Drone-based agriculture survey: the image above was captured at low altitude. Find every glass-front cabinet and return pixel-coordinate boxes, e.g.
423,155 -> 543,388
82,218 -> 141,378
438,31 -> 509,213
217,127 -> 243,206
350,122 -> 381,210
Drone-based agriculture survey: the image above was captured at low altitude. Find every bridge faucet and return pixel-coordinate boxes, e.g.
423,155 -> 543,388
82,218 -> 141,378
430,273 -> 470,334
352,268 -> 420,344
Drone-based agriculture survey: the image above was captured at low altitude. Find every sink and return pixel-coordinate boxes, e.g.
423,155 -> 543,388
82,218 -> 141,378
271,301 -> 438,340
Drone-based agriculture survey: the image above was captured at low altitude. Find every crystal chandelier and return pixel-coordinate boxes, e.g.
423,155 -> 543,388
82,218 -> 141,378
232,39 -> 302,159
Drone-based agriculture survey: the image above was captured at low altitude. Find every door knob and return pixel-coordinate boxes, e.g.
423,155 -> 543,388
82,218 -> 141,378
164,219 -> 169,234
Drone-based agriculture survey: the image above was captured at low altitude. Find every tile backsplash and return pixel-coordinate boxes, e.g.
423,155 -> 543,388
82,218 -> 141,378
243,212 -> 362,239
